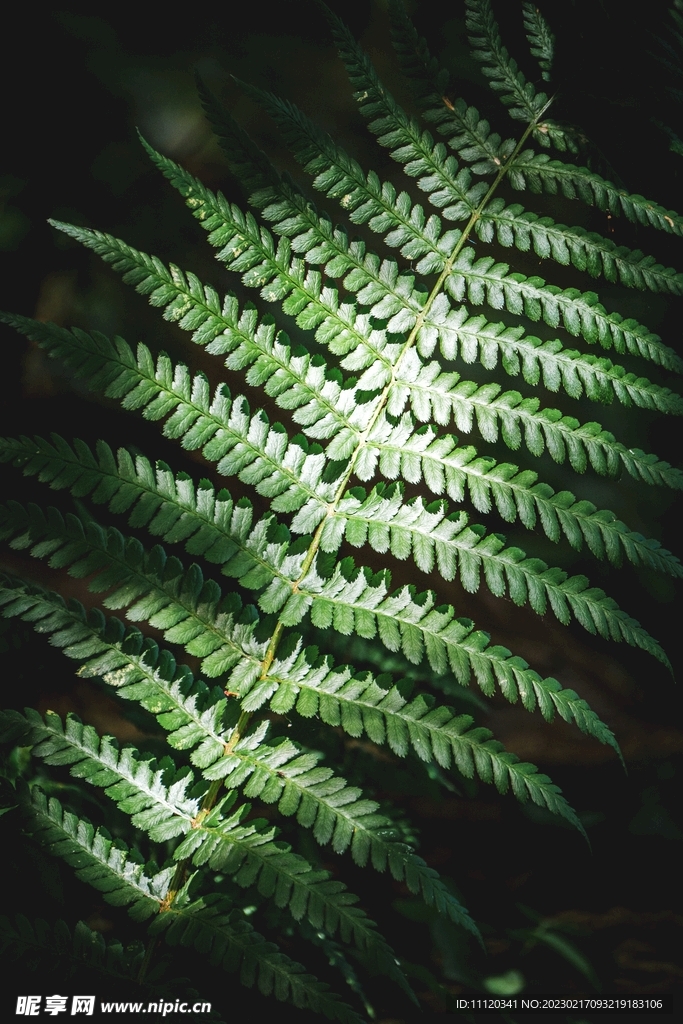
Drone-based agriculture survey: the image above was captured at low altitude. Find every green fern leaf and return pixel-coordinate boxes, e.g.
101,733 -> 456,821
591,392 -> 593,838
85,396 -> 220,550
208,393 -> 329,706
465,0 -> 549,124
408,308 -> 683,413
476,201 -> 683,293
204,723 -> 479,933
139,139 -> 396,374
47,223 -> 369,448
0,500 -> 266,683
521,2 -> 555,81
0,575 -> 477,942
267,639 -> 620,760
507,152 -> 683,236
150,895 -> 364,1023
363,410 -> 683,492
131,133 -> 683,492
0,4 -> 680,1013
448,250 -> 683,372
21,788 -> 170,921
78,146 -> 679,491
173,798 -> 412,995
320,4 -> 487,223
220,90 -> 683,451
296,557 -> 669,670
360,460 -> 681,575
0,916 -> 146,985
0,435 -> 304,589
1,708 -> 199,841
388,0 -> 516,170
324,487 -> 672,650
0,313 -> 338,518
0,576 -> 230,768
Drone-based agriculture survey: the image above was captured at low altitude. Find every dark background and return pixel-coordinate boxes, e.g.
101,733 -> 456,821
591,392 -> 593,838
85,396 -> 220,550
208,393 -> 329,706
0,1 -> 681,1020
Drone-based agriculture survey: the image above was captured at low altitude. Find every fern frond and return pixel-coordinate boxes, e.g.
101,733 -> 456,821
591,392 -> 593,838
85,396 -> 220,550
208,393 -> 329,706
0,313 -> 337,517
260,193 -> 682,415
355,465 -> 679,577
0,576 -> 230,768
139,139 -> 399,374
476,201 -> 683,293
0,916 -> 147,985
465,0 -> 549,123
0,573 -> 477,941
0,434 -> 306,590
221,87 -> 452,275
322,487 -> 678,641
2,708 -> 199,841
8,430 -> 677,591
521,2 -> 555,81
0,555 -> 621,768
266,639 -> 619,759
319,5 -> 487,223
197,71 -> 389,315
150,895 -> 364,1023
365,407 -> 683,492
447,250 -> 683,372
21,788 -> 170,921
204,723 -> 479,933
53,153 -> 430,389
3,5 -> 680,1013
173,797 -> 411,994
507,152 -> 683,236
0,567 -> 617,823
199,74 -> 404,372
319,6 -> 681,290
221,85 -> 683,353
19,660 -> 411,993
182,116 -> 682,413
198,101 -> 681,382
0,500 -> 268,682
411,310 -> 683,413
388,0 -> 516,171
238,644 -> 606,822
294,557 -> 669,670
48,222 -> 371,448
48,178 -> 682,527
0,578 -> 477,941
139,109 -> 683,452
138,119 -> 682,486
199,76 -> 526,414
326,0 -> 670,288
9,407 -> 679,598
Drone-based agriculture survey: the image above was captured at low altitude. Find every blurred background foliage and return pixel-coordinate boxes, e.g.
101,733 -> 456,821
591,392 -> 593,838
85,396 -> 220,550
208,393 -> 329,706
0,1 -> 682,1018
